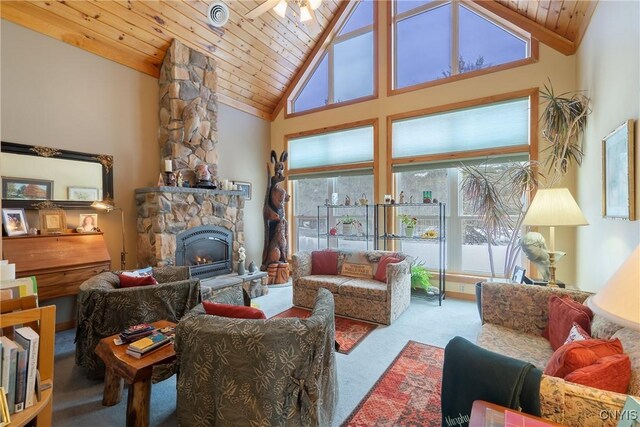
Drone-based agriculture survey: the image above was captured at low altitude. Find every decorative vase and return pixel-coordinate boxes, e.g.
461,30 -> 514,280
342,223 -> 353,235
238,260 -> 246,275
405,226 -> 415,237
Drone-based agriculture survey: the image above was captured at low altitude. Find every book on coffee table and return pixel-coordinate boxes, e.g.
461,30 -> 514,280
126,332 -> 171,358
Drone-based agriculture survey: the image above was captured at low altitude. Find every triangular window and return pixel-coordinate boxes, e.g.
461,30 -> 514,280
392,0 -> 530,89
291,0 -> 375,114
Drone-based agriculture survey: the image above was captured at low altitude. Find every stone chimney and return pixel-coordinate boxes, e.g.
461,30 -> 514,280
158,39 -> 218,184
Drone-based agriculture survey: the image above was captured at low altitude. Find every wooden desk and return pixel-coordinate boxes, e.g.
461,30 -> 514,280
470,401 -> 564,427
94,320 -> 176,427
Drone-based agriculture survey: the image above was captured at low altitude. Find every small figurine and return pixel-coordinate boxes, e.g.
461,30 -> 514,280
238,246 -> 246,275
248,261 -> 259,274
345,195 -> 351,206
176,170 -> 183,187
399,191 -> 405,204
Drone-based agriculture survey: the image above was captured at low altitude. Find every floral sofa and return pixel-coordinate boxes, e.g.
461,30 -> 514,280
291,250 -> 412,325
478,282 -> 640,426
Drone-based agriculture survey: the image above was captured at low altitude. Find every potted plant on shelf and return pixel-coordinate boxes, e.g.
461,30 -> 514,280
338,215 -> 361,236
399,214 -> 417,237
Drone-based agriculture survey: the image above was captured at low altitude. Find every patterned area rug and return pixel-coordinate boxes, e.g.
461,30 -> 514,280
272,307 -> 377,354
342,341 -> 444,426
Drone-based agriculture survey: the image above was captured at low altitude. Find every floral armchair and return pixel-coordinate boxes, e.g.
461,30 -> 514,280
174,288 -> 338,426
75,266 -> 200,379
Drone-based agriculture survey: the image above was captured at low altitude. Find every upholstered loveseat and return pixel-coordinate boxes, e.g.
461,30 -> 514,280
75,266 -> 200,379
292,250 -> 412,325
478,282 -> 640,426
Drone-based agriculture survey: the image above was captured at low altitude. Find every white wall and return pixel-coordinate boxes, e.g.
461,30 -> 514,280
217,103 -> 270,266
575,1 -> 640,292
1,20 -> 269,323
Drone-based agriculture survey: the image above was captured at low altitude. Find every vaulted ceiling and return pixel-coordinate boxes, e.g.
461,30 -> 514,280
1,1 -> 596,121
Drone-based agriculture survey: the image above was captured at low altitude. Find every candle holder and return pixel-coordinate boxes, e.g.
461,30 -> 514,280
165,171 -> 176,187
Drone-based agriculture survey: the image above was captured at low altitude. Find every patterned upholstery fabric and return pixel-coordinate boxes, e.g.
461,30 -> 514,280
175,288 -> 337,427
478,282 -> 637,426
591,314 -> 624,339
292,250 -> 412,325
75,266 -> 200,379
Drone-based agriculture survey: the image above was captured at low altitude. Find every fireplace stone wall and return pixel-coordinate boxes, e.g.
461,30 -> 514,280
136,186 -> 244,268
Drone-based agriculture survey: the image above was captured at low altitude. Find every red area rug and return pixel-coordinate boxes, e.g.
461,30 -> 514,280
342,341 -> 444,426
272,307 -> 377,354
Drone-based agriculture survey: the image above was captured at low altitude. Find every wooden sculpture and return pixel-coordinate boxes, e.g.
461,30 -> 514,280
261,151 -> 290,284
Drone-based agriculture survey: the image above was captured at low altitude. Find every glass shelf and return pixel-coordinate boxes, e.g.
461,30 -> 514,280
382,234 -> 446,242
319,233 -> 372,241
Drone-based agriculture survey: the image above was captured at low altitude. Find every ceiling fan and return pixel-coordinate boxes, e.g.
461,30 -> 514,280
246,0 -> 322,31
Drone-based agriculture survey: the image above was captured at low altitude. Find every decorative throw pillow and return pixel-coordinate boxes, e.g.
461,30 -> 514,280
202,301 -> 266,319
564,322 -> 592,344
118,273 -> 158,288
564,354 -> 631,394
374,256 -> 401,282
544,338 -> 624,378
543,295 -> 593,350
311,250 -> 339,275
341,263 -> 374,279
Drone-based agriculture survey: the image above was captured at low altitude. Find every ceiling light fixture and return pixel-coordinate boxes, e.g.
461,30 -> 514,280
272,0 -> 321,22
274,0 -> 288,18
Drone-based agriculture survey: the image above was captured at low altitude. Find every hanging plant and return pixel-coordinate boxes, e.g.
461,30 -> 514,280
540,82 -> 592,183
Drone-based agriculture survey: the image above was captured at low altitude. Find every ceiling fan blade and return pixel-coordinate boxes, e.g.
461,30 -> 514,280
246,0 -> 280,20
305,6 -> 321,32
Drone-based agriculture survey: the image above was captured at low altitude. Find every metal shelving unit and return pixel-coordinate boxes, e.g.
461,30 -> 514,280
375,202 -> 447,305
316,204 -> 374,249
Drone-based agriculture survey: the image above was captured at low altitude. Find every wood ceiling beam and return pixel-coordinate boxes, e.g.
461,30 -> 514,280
472,0 -> 576,55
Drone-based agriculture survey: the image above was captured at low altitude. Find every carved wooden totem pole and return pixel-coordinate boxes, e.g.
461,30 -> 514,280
261,150 -> 290,284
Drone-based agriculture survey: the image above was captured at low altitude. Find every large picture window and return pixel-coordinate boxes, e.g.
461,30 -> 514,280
291,0 -> 375,114
392,0 -> 531,90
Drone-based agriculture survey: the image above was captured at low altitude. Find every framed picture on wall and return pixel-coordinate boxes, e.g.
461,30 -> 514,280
68,187 -> 99,201
2,177 -> 53,200
602,119 -> 635,220
233,181 -> 252,200
39,209 -> 67,235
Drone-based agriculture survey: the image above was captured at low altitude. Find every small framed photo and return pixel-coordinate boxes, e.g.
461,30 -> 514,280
233,181 -> 252,200
39,209 -> 67,235
2,208 -> 29,236
602,119 -> 635,220
2,176 -> 53,200
78,214 -> 98,232
68,186 -> 99,201
511,266 -> 526,284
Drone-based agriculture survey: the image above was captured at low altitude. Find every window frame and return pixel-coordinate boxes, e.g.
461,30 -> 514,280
387,88 -> 539,276
387,0 -> 538,96
286,118 -> 380,254
286,0 -> 379,118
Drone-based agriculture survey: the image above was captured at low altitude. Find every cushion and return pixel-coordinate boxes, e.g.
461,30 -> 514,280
477,323 -> 554,369
544,338 -> 624,378
337,278 -> 388,302
311,250 -> 339,275
564,322 -> 591,344
564,354 -> 631,394
202,301 -> 266,319
374,255 -> 401,282
118,273 -> 158,288
296,275 -> 351,293
544,295 -> 593,350
341,262 -> 373,279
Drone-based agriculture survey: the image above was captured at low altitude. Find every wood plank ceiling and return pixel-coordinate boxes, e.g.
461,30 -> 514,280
1,1 -> 596,121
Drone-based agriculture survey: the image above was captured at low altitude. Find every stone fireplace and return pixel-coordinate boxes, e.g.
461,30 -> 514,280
175,225 -> 233,279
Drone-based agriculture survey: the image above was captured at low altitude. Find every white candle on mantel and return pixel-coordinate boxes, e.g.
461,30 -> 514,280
165,159 -> 173,172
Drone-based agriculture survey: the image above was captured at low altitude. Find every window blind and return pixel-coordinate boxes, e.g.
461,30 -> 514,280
392,98 -> 530,159
288,125 -> 374,170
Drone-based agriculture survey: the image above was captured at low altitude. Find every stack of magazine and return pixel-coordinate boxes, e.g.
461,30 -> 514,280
126,332 -> 171,359
117,324 -> 155,344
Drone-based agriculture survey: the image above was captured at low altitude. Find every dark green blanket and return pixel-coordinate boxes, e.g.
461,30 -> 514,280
441,336 -> 542,427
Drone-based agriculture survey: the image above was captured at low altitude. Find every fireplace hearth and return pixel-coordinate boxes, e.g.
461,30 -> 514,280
175,225 -> 233,279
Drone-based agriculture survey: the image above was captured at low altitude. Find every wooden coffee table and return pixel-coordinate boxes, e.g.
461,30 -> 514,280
94,320 -> 176,427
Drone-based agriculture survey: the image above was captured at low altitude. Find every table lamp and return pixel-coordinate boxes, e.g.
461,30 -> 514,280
587,245 -> 640,331
523,188 -> 588,287
91,198 -> 127,270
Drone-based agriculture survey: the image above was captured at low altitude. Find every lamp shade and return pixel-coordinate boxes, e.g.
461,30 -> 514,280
523,188 -> 588,226
587,246 -> 640,331
91,199 -> 115,211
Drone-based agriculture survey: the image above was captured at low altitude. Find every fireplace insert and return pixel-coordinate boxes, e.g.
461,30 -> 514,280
175,225 -> 233,279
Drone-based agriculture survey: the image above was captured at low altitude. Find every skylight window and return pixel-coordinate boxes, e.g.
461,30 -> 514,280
392,0 -> 530,90
291,0 -> 375,114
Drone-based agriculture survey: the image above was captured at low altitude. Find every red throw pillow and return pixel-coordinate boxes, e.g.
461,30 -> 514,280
311,250 -> 339,275
202,301 -> 266,319
564,354 -> 631,394
544,338 -> 624,378
375,255 -> 401,282
544,295 -> 593,350
118,273 -> 158,288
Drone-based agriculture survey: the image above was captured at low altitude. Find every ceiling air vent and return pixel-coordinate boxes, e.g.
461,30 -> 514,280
207,2 -> 229,28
